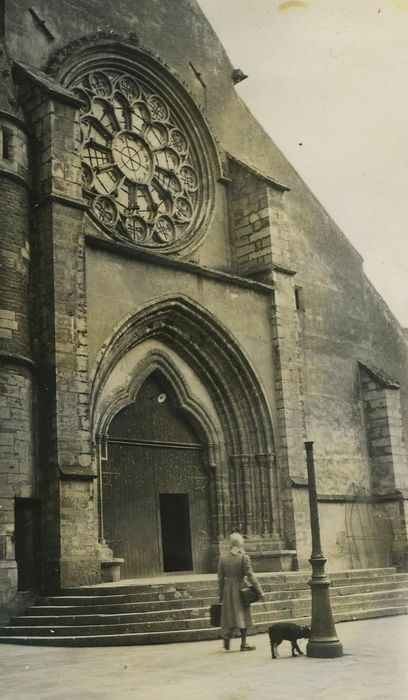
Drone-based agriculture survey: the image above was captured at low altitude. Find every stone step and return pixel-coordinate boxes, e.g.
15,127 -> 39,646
34,577 -> 408,608
10,607 -> 210,626
59,567 -> 399,596
36,591 -> 213,606
4,588 -> 407,636
6,600 -> 293,629
331,580 -> 408,596
332,573 -> 408,588
253,605 -> 408,633
289,593 -> 408,618
25,596 -> 218,616
0,626 -> 221,646
332,605 -> 408,623
34,587 -> 311,607
30,580 -> 408,617
291,588 -> 408,612
2,604 -> 407,647
329,588 -> 408,606
0,617 -> 214,636
1,567 -> 407,647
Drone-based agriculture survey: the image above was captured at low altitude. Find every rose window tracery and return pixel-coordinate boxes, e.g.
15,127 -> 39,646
72,68 -> 210,252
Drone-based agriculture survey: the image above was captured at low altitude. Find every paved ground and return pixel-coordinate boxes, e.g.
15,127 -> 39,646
0,616 -> 407,700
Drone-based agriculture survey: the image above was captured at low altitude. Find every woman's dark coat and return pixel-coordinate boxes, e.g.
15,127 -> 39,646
217,550 -> 264,635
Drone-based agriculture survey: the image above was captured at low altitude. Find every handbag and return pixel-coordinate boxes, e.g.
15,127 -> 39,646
240,585 -> 260,607
210,602 -> 222,627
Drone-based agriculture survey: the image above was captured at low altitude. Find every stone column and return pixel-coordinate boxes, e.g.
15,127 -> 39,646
0,47 -> 35,611
257,451 -> 282,537
255,453 -> 269,535
229,454 -> 244,532
360,363 -> 408,494
229,156 -> 307,553
211,442 -> 230,539
241,454 -> 254,534
19,68 -> 99,591
359,363 -> 408,569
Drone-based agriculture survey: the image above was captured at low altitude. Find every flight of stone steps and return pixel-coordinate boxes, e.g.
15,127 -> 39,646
0,567 -> 407,646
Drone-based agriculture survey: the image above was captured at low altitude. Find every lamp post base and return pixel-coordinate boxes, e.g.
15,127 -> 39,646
307,638 -> 344,658
304,442 -> 343,659
307,555 -> 343,658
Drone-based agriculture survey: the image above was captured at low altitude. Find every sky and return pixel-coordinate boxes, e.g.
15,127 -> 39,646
197,0 -> 408,327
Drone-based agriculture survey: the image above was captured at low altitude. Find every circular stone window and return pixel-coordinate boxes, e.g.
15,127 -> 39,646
70,63 -> 215,255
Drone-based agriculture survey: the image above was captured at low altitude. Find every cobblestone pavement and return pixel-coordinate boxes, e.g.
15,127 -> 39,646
0,616 -> 407,700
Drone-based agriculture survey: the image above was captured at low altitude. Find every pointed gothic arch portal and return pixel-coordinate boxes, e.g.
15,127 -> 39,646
103,372 -> 213,577
93,295 -> 282,578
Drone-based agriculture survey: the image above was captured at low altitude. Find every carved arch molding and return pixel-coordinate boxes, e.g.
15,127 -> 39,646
91,296 -> 281,539
55,39 -> 219,256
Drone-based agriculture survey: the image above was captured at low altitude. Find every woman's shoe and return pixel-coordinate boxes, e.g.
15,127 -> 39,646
240,644 -> 256,651
223,638 -> 230,650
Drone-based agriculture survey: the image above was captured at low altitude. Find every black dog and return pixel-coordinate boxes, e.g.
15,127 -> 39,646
268,623 -> 311,659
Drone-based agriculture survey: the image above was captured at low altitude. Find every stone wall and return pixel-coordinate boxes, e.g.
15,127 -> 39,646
0,56 -> 35,604
16,74 -> 100,591
0,560 -> 17,623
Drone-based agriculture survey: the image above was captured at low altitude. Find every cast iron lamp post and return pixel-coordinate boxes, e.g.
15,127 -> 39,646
305,440 -> 343,658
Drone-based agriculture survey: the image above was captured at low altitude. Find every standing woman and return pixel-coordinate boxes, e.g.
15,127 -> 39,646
218,532 -> 264,651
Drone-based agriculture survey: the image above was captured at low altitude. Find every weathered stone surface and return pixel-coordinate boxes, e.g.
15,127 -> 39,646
0,0 -> 407,624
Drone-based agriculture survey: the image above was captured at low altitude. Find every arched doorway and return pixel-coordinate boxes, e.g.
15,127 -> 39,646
92,296 -> 283,574
101,373 -> 213,577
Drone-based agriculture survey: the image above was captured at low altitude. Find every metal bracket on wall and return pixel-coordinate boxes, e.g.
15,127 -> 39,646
189,61 -> 206,89
29,7 -> 55,41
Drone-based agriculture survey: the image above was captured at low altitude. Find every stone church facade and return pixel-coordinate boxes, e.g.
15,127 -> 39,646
1,0 -> 408,616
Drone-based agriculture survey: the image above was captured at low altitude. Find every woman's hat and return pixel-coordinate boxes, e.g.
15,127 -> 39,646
230,532 -> 244,547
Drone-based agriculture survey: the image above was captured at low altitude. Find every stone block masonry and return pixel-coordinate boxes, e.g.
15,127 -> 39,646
16,78 -> 100,590
0,0 -> 405,611
0,75 -> 34,609
0,180 -> 30,358
229,157 -> 292,276
0,367 -> 34,483
229,157 -> 307,551
360,365 -> 408,495
229,162 -> 273,275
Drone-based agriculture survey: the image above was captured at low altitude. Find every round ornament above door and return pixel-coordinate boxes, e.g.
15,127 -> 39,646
68,57 -> 216,256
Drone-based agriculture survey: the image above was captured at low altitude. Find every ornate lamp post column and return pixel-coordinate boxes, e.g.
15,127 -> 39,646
305,441 -> 343,658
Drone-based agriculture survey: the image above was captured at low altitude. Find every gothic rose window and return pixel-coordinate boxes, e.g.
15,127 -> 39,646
72,68 -> 209,253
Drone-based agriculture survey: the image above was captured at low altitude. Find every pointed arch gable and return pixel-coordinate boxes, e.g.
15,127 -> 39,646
90,294 -> 275,456
95,348 -> 222,451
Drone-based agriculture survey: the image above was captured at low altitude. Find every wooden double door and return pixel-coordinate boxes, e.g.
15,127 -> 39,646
102,375 -> 212,578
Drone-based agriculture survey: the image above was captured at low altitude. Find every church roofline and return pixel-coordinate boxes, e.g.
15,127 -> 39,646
358,361 -> 400,390
227,153 -> 290,192
12,60 -> 83,107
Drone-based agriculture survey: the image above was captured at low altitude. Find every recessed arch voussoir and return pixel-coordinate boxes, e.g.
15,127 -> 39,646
91,295 -> 278,537
91,294 -> 275,455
